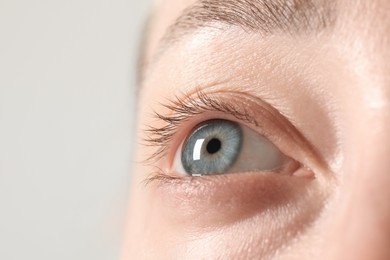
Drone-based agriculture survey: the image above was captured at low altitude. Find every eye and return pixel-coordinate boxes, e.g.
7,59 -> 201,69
174,119 -> 288,176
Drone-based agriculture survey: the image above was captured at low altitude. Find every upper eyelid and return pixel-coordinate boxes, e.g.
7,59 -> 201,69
142,89 -> 324,172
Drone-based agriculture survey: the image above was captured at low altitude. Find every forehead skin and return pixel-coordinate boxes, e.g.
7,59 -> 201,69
144,0 -> 197,71
145,0 -> 390,64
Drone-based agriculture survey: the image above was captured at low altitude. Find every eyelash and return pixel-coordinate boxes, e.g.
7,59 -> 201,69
143,89 -> 261,165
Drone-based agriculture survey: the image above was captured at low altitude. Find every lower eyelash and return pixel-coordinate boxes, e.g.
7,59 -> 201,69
142,169 -> 181,186
142,166 -> 231,187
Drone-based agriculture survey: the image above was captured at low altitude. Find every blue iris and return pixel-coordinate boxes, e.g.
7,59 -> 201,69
181,120 -> 243,176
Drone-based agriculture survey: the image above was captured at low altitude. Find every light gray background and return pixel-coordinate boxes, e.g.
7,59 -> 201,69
0,1 -> 151,259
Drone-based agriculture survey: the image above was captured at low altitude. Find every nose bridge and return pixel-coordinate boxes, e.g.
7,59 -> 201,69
346,121 -> 390,259
330,96 -> 390,259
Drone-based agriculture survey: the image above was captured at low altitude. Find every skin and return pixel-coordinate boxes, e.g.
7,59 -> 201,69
123,0 -> 390,259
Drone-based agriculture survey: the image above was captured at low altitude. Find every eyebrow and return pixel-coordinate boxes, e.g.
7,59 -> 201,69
164,0 -> 334,42
141,0 -> 336,82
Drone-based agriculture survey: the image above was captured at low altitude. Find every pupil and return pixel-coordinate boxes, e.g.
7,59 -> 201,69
206,138 -> 222,154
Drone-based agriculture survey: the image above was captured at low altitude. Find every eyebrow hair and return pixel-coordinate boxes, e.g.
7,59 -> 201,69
164,0 -> 334,43
140,0 -> 336,83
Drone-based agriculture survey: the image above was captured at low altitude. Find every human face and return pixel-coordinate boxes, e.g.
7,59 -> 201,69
123,0 -> 390,259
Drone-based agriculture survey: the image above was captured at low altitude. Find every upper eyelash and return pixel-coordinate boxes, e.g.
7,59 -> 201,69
142,89 -> 260,164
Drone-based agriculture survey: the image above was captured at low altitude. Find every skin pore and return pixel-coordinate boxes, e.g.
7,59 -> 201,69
123,0 -> 390,259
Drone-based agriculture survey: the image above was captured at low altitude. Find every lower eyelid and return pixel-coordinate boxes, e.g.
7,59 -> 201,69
151,172 -> 321,229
